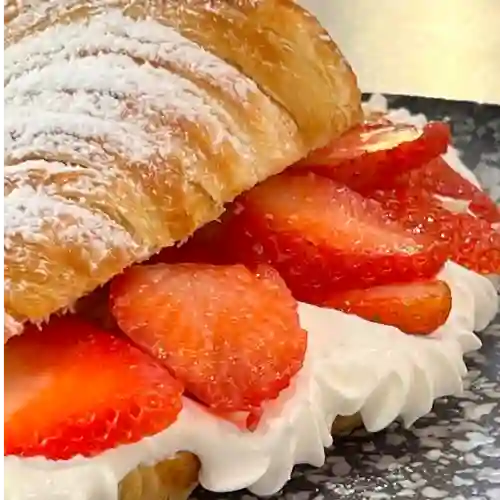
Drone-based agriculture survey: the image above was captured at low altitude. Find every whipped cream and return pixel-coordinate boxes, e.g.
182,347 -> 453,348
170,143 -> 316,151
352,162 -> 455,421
5,262 -> 498,499
5,96 -> 499,499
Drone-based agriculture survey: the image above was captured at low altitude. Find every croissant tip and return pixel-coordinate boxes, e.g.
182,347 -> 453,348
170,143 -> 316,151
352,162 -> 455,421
4,313 -> 24,344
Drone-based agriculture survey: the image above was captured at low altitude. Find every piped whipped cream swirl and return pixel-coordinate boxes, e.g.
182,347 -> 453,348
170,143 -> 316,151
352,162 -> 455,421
5,262 -> 498,499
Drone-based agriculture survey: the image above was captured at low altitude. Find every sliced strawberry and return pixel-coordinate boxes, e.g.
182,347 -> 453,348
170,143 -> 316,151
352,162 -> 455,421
295,121 -> 450,193
372,188 -> 500,274
110,263 -> 307,428
5,317 -> 183,460
219,173 -> 446,303
323,279 -> 452,335
393,157 -> 500,224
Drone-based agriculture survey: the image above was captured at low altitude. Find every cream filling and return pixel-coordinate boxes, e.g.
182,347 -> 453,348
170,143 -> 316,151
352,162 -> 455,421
5,96 -> 499,499
5,262 -> 498,500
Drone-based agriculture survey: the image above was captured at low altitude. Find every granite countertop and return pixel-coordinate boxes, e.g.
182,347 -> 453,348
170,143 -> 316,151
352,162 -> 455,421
195,96 -> 500,500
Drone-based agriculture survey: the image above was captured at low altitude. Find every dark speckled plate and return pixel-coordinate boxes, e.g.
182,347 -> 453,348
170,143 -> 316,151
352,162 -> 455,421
195,96 -> 500,500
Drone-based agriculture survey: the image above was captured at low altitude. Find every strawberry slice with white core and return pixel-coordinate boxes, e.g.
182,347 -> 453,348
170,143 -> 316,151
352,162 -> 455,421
5,316 -> 183,460
295,121 -> 450,193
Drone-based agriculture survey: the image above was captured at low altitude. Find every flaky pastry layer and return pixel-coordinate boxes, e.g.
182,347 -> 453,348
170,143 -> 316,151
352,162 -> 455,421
4,0 -> 362,336
118,452 -> 200,500
0,0 -> 361,332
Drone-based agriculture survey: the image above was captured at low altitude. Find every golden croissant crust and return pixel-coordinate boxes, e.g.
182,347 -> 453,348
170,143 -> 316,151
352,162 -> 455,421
4,0 -> 362,333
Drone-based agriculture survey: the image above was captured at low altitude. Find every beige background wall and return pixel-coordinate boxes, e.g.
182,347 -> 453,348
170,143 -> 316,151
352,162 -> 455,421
298,0 -> 500,104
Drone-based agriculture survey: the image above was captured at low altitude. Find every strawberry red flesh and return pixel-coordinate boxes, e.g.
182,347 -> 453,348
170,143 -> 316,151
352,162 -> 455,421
150,221 -> 226,265
295,121 -> 451,193
5,317 -> 183,460
392,157 -> 500,224
323,279 -> 452,335
220,173 -> 446,303
372,187 -> 500,274
110,263 -> 307,426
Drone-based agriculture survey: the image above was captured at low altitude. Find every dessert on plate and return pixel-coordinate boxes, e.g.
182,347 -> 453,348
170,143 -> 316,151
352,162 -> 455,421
4,1 -> 499,499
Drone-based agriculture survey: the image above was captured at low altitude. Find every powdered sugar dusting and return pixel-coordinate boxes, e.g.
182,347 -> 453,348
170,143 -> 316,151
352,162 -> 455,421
4,8 -> 259,324
5,51 -> 252,162
5,183 -> 137,262
5,11 -> 256,104
5,105 -> 159,164
6,160 -> 91,183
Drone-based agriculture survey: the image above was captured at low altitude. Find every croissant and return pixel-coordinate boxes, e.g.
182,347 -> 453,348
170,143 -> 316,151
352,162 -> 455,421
4,0 -> 362,497
4,0 -> 362,337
